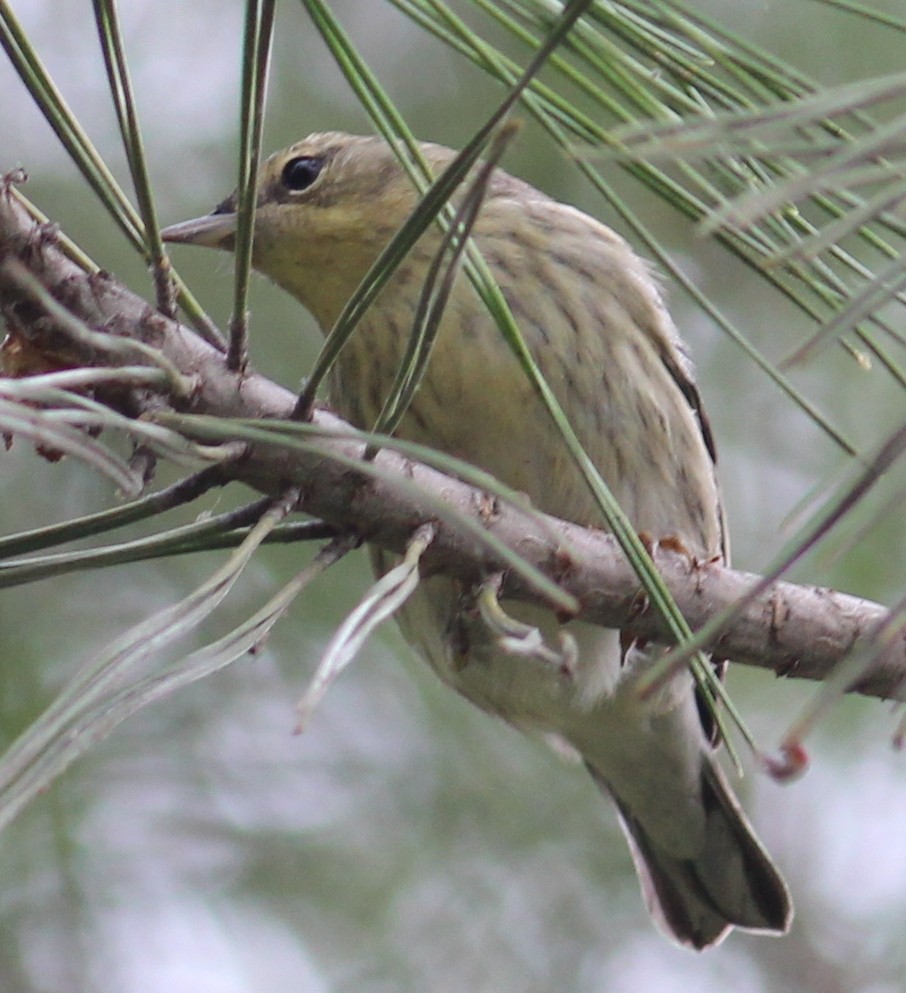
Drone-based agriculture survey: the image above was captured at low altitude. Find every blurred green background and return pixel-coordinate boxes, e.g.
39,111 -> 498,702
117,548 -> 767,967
1,2 -> 905,992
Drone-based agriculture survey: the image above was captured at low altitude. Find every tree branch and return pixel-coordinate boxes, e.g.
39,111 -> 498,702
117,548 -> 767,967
1,179 -> 903,702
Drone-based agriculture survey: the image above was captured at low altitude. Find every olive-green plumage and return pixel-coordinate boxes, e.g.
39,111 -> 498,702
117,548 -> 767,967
163,132 -> 791,948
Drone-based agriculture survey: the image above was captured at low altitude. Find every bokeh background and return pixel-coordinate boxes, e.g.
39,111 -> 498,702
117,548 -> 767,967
1,2 -> 905,992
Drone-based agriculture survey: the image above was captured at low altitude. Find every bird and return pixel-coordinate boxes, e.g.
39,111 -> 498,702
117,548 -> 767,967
161,131 -> 792,949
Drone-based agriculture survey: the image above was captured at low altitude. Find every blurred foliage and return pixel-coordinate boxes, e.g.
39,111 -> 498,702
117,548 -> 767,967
0,2 -> 905,992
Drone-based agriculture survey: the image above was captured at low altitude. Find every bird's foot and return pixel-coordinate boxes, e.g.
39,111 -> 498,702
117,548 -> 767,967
476,574 -> 578,677
638,530 -> 720,570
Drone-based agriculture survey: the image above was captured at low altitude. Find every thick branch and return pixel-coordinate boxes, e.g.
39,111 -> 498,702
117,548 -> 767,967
1,182 -> 903,701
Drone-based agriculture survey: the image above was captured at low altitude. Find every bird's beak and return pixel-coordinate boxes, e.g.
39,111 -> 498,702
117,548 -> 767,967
161,211 -> 238,251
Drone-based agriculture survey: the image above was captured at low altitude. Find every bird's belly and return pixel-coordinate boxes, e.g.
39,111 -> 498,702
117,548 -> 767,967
331,293 -> 721,556
374,548 -> 621,725
334,276 -> 722,726
332,244 -> 722,850
331,307 -> 569,502
376,548 -> 706,844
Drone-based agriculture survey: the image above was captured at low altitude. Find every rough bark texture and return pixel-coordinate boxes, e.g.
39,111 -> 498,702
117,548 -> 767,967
1,181 -> 903,702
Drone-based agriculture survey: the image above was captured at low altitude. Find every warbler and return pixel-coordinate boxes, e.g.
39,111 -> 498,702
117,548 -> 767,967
162,132 -> 792,948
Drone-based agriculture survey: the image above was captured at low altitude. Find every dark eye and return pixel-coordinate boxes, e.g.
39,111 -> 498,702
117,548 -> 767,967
281,156 -> 324,191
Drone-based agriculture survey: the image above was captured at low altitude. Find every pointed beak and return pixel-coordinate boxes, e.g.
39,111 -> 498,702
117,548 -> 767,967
161,212 -> 238,251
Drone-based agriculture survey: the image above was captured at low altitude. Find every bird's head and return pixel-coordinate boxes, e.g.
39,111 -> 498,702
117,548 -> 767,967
162,131 -> 452,327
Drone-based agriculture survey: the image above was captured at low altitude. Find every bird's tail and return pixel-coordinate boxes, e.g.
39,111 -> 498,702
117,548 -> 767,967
587,760 -> 792,950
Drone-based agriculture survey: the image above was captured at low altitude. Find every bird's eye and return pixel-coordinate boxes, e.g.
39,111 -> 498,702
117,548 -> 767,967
281,156 -> 324,192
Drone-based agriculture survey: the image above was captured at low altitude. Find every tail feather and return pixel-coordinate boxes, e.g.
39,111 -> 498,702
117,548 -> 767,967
587,761 -> 792,950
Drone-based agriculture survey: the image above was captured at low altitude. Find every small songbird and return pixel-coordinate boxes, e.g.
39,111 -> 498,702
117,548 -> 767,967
162,132 -> 792,948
